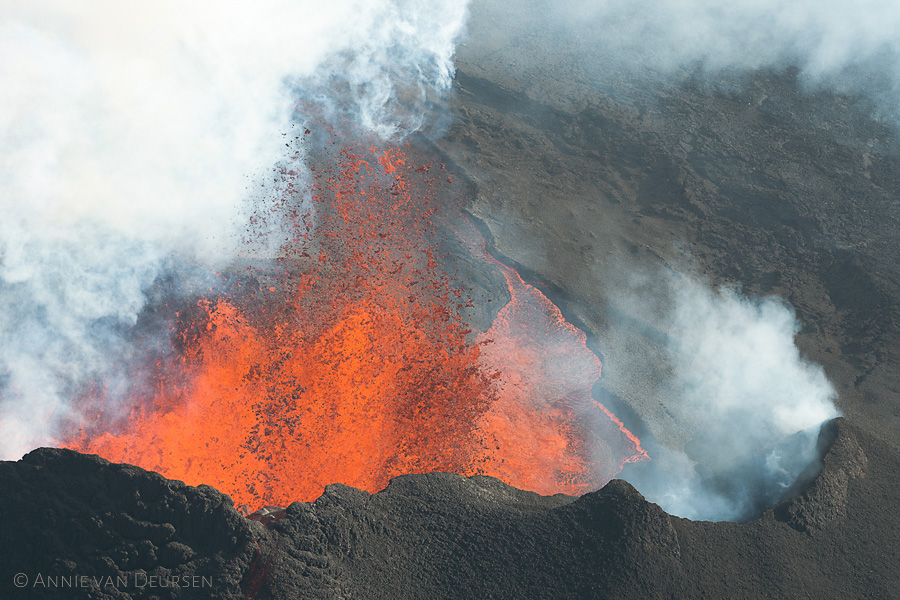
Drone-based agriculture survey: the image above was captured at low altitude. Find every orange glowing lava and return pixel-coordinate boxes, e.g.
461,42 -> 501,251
67,138 -> 646,509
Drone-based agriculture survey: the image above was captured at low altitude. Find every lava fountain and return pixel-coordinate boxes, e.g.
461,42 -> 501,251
66,135 -> 647,509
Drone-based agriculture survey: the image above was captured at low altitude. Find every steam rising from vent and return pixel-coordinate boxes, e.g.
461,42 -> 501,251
0,0 -> 469,459
612,272 -> 840,521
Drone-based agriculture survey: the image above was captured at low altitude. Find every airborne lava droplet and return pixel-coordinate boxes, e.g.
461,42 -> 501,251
66,139 -> 646,509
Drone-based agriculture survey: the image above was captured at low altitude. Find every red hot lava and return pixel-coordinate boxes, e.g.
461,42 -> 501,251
67,138 -> 647,509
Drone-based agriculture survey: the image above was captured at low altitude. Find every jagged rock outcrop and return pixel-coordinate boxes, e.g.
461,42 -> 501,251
0,448 -> 257,599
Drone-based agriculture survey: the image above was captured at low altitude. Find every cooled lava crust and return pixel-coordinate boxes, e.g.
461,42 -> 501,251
1,417 -> 897,599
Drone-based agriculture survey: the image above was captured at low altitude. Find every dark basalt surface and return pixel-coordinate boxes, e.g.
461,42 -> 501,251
0,447 -> 257,600
2,416 -> 898,599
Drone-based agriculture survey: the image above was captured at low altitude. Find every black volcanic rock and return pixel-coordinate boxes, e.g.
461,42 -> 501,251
2,418 -> 897,598
255,473 -> 682,599
0,448 -> 258,599
775,418 -> 869,533
671,418 -> 899,600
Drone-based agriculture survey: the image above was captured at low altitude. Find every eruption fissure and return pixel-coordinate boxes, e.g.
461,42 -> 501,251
66,138 -> 646,510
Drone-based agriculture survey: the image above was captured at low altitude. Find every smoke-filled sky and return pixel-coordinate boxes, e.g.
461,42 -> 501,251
0,0 -> 469,459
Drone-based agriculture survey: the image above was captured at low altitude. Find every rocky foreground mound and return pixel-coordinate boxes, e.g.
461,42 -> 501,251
1,417 -> 897,599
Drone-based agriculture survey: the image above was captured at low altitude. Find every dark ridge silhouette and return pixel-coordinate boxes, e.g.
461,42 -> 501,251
1,417 -> 897,598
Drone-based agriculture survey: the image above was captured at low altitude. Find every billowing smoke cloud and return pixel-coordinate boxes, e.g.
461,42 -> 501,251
606,270 -> 839,521
0,0 -> 469,459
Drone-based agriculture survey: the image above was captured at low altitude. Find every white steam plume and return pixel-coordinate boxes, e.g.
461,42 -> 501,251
0,0 -> 469,459
610,271 -> 839,521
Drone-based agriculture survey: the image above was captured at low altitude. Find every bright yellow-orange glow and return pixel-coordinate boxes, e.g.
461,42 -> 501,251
67,140 -> 647,509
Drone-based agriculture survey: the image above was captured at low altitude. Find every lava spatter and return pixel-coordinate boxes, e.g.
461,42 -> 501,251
67,138 -> 646,509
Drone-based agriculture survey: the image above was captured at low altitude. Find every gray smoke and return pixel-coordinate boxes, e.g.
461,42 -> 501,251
0,0 -> 469,459
561,0 -> 900,76
471,0 -> 900,121
601,268 -> 839,521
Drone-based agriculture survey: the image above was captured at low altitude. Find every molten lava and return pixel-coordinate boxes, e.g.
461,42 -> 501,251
67,138 -> 646,509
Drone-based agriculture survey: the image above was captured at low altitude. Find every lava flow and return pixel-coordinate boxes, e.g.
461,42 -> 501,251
66,136 -> 647,509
